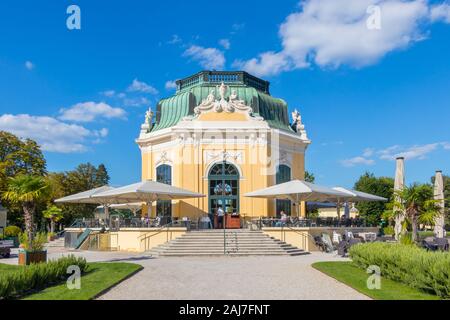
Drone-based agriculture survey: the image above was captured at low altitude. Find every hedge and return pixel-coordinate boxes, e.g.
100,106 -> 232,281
0,255 -> 87,299
349,242 -> 450,298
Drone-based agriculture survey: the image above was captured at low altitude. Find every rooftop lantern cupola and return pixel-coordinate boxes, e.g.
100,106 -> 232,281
175,71 -> 270,94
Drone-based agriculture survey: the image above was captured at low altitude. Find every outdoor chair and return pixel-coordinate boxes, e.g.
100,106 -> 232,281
314,236 -> 327,252
420,237 -> 449,252
321,233 -> 335,253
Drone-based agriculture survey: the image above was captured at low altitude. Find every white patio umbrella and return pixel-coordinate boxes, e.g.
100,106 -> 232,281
55,186 -> 115,219
394,157 -> 406,240
92,180 -> 205,217
244,180 -> 349,217
433,170 -> 445,238
332,187 -> 388,218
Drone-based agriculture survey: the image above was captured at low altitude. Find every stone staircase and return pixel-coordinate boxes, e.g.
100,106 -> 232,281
147,230 -> 309,257
45,237 -> 65,248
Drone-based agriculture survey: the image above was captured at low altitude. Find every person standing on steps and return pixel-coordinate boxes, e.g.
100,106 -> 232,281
217,205 -> 224,229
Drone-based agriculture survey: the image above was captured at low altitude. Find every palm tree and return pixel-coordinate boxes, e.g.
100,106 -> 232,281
2,175 -> 49,248
42,205 -> 63,234
384,183 -> 440,242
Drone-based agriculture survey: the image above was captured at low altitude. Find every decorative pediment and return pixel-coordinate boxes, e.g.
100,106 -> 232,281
184,82 -> 263,121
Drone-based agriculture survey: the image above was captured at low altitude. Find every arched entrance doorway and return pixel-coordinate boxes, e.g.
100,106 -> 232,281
208,162 -> 240,217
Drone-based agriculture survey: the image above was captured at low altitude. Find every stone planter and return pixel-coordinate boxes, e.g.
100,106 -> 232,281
18,250 -> 47,265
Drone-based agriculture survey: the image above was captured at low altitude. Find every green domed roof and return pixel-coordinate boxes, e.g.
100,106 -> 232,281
152,71 -> 293,132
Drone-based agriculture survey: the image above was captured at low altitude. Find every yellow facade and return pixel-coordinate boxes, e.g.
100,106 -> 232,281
138,111 -> 309,220
136,72 -> 311,221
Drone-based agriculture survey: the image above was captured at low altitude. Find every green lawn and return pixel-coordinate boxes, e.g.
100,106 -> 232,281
0,263 -> 22,272
0,262 -> 142,300
312,261 -> 440,300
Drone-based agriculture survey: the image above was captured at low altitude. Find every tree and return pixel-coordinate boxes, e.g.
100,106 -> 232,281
0,131 -> 46,193
0,132 -> 47,227
49,163 -> 110,224
42,205 -> 63,234
2,175 -> 49,249
384,184 -> 440,242
354,172 -> 394,225
305,171 -> 315,183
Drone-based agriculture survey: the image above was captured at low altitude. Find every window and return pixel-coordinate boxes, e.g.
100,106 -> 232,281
276,165 -> 291,217
208,162 -> 240,215
156,165 -> 172,217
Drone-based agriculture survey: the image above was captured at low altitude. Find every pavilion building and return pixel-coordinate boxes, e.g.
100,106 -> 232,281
136,71 -> 311,220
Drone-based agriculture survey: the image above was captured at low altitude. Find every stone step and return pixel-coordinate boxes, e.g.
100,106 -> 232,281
146,231 -> 308,257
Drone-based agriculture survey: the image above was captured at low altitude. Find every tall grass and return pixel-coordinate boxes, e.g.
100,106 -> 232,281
349,242 -> 450,298
0,255 -> 87,299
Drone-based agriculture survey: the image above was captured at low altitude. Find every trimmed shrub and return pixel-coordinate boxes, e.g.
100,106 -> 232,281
0,255 -> 87,299
4,226 -> 21,238
382,226 -> 394,236
349,242 -> 450,298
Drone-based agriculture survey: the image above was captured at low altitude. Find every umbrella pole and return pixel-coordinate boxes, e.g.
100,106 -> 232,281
336,200 -> 341,219
105,205 -> 110,228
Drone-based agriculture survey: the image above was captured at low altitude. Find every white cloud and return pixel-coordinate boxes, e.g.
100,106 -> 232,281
59,102 -> 126,123
234,52 -> 292,77
25,61 -> 34,71
183,45 -> 225,70
363,148 -> 375,157
100,90 -> 116,97
341,156 -> 376,167
122,97 -> 150,107
168,34 -> 182,45
219,39 -> 231,50
430,3 -> 450,23
235,0 -> 435,76
343,142 -> 450,166
165,80 -> 177,91
0,114 -> 101,153
127,79 -> 159,95
378,143 -> 443,160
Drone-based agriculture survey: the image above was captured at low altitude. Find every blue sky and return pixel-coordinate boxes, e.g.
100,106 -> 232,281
0,0 -> 449,188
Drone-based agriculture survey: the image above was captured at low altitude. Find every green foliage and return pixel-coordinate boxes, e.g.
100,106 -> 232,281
383,225 -> 394,236
42,205 -> 63,222
2,175 -> 49,205
0,131 -> 46,192
384,184 -> 441,241
349,242 -> 450,298
4,226 -> 21,237
47,163 -> 110,224
0,255 -> 87,299
304,171 -> 315,183
353,172 -> 394,225
399,233 -> 415,245
19,232 -> 48,252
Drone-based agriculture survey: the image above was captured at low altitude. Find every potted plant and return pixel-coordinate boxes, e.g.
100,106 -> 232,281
2,175 -> 49,265
18,232 -> 48,265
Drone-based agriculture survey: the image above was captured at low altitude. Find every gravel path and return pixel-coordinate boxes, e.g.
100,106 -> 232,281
3,248 -> 369,300
97,253 -> 369,300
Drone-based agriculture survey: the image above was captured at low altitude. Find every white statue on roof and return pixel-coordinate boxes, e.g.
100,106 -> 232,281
142,107 -> 154,133
291,109 -> 308,140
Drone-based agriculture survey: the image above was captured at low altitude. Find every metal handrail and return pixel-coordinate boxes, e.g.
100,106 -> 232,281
138,221 -> 188,251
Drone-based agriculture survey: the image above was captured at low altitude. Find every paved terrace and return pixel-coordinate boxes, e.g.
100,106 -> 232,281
3,247 -> 369,300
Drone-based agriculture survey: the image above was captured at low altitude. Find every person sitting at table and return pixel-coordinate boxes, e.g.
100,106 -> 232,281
276,211 -> 288,227
217,206 -> 224,229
